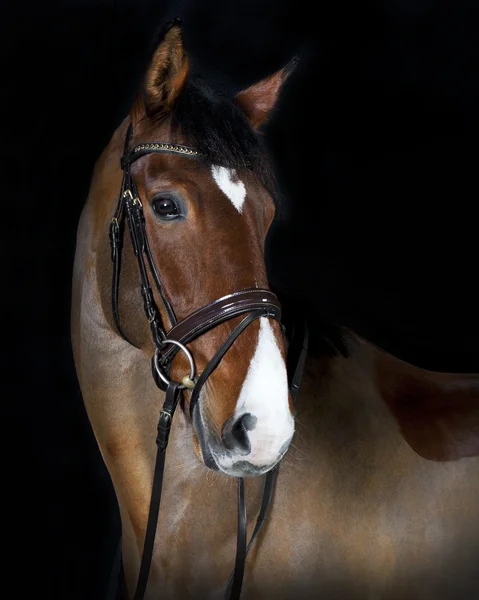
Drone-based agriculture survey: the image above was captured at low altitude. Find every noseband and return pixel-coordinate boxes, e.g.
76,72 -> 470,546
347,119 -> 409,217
108,123 -> 307,600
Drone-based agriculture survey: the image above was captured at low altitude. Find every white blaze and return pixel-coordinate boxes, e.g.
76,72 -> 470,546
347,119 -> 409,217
232,317 -> 293,467
211,165 -> 246,213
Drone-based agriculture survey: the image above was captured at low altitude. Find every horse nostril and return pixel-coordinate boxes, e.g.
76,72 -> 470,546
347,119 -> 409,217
222,413 -> 257,455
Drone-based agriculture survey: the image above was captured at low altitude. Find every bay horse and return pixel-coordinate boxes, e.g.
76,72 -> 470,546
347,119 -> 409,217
72,20 -> 479,600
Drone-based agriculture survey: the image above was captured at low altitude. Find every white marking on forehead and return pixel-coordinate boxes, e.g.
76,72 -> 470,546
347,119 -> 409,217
211,165 -> 246,213
231,317 -> 293,468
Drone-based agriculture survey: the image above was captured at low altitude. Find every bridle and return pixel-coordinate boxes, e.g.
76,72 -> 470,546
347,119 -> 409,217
108,123 -> 307,600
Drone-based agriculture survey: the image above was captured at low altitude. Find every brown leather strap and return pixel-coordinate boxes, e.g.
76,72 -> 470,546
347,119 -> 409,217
158,289 -> 281,364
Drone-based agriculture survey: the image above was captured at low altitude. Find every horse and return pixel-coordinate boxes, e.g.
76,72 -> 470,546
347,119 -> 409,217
71,20 -> 479,600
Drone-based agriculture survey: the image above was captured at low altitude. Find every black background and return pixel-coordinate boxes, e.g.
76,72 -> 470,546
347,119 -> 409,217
2,0 -> 478,598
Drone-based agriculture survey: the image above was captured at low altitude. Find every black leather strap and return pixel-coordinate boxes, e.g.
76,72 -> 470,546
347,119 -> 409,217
144,234 -> 177,328
225,469 -> 277,600
109,216 -> 137,347
244,470 -> 277,554
290,322 -> 309,401
230,478 -> 247,600
110,125 -> 180,347
132,382 -> 182,600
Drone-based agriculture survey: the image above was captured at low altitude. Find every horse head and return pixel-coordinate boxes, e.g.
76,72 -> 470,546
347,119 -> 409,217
99,22 -> 296,477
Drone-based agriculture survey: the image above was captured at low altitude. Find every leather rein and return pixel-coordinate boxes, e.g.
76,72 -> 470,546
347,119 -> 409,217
107,123 -> 308,600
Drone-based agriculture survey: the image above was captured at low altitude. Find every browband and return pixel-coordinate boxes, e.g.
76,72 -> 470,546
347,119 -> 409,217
121,142 -> 201,169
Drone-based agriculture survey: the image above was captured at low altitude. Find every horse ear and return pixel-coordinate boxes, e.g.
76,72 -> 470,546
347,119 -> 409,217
371,346 -> 479,461
235,59 -> 296,129
133,21 -> 189,122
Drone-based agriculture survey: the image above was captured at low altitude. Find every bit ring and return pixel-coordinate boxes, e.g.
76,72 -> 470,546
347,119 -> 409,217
154,340 -> 196,390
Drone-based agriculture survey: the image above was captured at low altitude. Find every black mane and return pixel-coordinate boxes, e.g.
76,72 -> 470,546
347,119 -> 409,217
161,77 -> 277,195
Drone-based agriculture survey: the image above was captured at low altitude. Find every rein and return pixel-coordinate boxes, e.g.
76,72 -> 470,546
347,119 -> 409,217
107,123 -> 307,600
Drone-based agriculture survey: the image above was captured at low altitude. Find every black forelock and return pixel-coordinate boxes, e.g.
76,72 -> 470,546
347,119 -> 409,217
154,76 -> 278,196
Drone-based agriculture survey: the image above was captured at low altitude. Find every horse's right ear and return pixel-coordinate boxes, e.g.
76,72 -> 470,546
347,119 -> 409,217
235,58 -> 297,129
132,20 -> 189,123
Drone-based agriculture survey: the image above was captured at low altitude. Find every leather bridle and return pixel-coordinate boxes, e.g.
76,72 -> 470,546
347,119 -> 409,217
108,123 -> 307,600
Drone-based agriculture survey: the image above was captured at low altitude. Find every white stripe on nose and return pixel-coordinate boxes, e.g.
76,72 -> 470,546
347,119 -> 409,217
233,317 -> 293,467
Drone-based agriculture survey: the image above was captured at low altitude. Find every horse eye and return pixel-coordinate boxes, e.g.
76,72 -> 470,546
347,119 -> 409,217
151,195 -> 181,220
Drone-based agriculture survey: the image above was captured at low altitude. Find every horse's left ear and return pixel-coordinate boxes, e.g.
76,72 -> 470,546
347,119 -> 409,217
235,59 -> 296,129
133,20 -> 189,123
